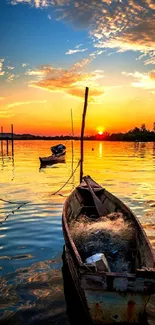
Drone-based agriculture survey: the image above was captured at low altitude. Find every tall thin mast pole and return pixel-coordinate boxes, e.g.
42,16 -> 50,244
71,108 -> 74,178
80,87 -> 89,183
71,108 -> 74,137
1,126 -> 3,156
11,124 -> 14,156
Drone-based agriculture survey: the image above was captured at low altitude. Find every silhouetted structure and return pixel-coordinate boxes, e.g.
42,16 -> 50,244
0,124 -> 14,156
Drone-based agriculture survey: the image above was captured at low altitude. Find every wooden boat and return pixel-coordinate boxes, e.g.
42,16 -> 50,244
50,143 -> 66,155
62,88 -> 155,324
62,175 -> 155,324
39,151 -> 66,166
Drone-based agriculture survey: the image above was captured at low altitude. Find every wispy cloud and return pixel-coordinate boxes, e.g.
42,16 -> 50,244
22,63 -> 29,68
25,68 -> 48,76
11,0 -> 32,5
0,59 -> 18,82
0,59 -> 5,76
0,110 -> 14,119
11,0 -> 48,6
28,59 -> 104,101
122,70 -> 155,89
7,65 -> 15,70
7,73 -> 16,82
66,44 -> 88,55
136,52 -> 155,66
8,99 -> 47,108
66,48 -> 88,55
0,97 -> 5,101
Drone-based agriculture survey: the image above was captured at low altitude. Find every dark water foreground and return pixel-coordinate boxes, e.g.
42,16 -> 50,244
0,199 -> 70,325
0,257 -> 69,325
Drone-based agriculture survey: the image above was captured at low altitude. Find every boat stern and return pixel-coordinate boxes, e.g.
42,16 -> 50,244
83,290 -> 149,324
81,273 -> 155,324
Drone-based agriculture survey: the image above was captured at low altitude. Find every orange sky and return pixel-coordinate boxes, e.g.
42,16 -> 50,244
1,81 -> 155,136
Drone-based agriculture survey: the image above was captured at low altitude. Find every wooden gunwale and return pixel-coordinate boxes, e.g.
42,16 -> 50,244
62,180 -> 155,274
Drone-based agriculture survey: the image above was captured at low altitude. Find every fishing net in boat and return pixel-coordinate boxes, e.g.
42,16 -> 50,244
69,212 -> 136,273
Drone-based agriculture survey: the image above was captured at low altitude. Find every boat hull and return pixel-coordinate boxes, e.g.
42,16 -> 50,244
83,290 -> 149,324
82,275 -> 150,324
63,245 -> 154,324
39,151 -> 66,165
62,176 -> 155,324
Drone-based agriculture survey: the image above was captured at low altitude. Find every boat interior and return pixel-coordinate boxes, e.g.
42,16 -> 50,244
66,177 -> 154,273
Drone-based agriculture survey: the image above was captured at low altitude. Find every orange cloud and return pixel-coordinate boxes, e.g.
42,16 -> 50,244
149,71 -> 155,80
67,87 -> 104,101
8,100 -> 47,108
29,59 -> 104,101
25,69 -> 48,76
0,109 -> 14,119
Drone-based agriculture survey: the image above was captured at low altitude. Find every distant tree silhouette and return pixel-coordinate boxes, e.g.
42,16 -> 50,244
140,123 -> 146,132
7,122 -> 155,141
129,127 -> 140,133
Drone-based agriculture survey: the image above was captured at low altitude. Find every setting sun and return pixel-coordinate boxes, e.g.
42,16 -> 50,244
96,126 -> 105,135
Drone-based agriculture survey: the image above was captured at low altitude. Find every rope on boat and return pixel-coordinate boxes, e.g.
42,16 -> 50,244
0,199 -> 29,224
0,198 -> 30,205
51,159 -> 81,196
0,157 -> 80,222
64,133 -> 73,146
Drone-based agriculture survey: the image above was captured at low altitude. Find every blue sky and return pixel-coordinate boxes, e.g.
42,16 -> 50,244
0,0 -> 90,67
0,0 -> 155,135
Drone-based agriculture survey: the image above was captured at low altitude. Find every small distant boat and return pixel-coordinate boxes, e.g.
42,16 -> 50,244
39,151 -> 66,166
39,143 -> 66,166
50,144 -> 66,155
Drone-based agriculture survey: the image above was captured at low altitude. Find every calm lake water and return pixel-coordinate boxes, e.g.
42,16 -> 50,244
0,140 -> 155,324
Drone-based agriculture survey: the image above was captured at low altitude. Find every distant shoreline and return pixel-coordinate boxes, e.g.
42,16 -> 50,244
1,127 -> 155,142
2,135 -> 155,142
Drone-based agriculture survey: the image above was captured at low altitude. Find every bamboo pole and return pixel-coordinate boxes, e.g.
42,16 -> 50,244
80,87 -> 89,183
6,139 -> 9,155
11,124 -> 14,156
71,108 -> 74,137
1,126 -> 3,155
71,109 -> 74,174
